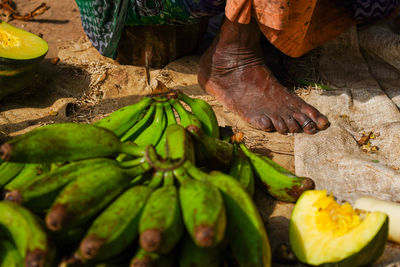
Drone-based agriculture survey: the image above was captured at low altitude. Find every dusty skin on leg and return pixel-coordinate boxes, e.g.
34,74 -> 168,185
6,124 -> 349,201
198,18 -> 330,134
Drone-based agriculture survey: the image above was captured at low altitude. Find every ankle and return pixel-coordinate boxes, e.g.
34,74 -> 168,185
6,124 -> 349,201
216,17 -> 261,49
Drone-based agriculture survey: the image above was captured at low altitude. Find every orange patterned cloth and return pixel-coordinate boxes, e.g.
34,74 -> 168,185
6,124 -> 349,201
225,0 -> 356,57
225,0 -> 291,29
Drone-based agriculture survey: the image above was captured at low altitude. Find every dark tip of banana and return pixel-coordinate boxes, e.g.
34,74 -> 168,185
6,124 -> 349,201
46,203 -> 68,231
25,248 -> 45,267
195,225 -> 215,247
131,257 -> 153,267
301,177 -> 315,191
4,190 -> 22,203
80,234 -> 105,259
0,143 -> 12,161
140,229 -> 162,252
186,124 -> 200,133
285,178 -> 315,201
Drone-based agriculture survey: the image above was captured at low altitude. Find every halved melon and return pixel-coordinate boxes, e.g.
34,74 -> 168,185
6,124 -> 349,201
0,21 -> 48,99
289,190 -> 388,266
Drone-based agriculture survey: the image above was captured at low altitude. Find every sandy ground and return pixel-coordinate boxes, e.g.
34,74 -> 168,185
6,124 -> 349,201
3,0 -> 399,266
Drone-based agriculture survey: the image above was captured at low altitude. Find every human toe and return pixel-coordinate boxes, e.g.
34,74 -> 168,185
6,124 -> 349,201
284,115 -> 302,133
250,115 -> 274,131
292,113 -> 318,134
271,116 -> 289,134
300,105 -> 330,130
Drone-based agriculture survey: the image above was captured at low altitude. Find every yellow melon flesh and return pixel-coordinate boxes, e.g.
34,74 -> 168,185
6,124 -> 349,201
0,22 -> 48,60
290,190 -> 388,266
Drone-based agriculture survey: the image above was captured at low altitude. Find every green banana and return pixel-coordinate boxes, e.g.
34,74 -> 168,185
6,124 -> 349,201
120,103 -> 156,142
155,102 -> 177,158
4,158 -> 117,212
178,92 -> 219,138
130,248 -> 175,267
186,125 -> 233,171
79,185 -> 153,261
165,124 -> 195,163
179,235 -> 221,267
239,143 -> 315,202
3,163 -> 50,192
94,97 -> 153,137
174,167 -> 226,247
185,162 -> 271,267
146,171 -> 164,189
229,144 -> 255,197
134,103 -> 167,146
0,202 -> 55,267
139,172 -> 183,254
169,98 -> 202,129
0,123 -> 146,163
45,162 -> 151,231
0,239 -> 24,267
0,162 -> 25,189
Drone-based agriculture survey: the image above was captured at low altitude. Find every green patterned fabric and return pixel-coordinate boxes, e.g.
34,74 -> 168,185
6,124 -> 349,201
75,0 -> 131,58
75,0 -> 204,58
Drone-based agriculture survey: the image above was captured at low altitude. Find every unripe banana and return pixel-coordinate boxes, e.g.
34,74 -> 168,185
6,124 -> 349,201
169,98 -> 202,129
240,143 -> 315,202
155,102 -> 177,158
175,167 -> 226,247
178,92 -> 219,138
165,124 -> 195,163
0,123 -> 145,163
179,235 -> 221,267
94,96 -> 153,137
120,103 -> 156,142
229,144 -> 255,197
139,172 -> 183,254
79,185 -> 153,261
134,103 -> 167,146
4,163 -> 50,192
0,239 -> 24,267
185,162 -> 271,267
45,162 -> 151,231
0,202 -> 56,267
4,158 -> 117,212
0,162 -> 25,189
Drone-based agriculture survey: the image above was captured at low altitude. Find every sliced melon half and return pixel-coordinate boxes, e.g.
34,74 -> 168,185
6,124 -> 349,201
289,190 -> 388,266
0,21 -> 48,99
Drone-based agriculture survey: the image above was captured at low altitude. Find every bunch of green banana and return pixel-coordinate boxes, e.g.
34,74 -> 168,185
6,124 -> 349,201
92,91 -> 219,157
0,201 -> 56,267
0,91 -> 311,267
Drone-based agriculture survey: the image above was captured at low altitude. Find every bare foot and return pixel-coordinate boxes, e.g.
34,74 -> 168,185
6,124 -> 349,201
198,18 -> 330,134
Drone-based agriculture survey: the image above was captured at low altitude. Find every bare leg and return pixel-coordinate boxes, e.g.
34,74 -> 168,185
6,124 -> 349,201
198,18 -> 330,134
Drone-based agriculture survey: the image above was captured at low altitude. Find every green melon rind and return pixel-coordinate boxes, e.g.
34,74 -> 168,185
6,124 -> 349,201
0,23 -> 48,99
289,191 -> 388,267
0,58 -> 45,99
